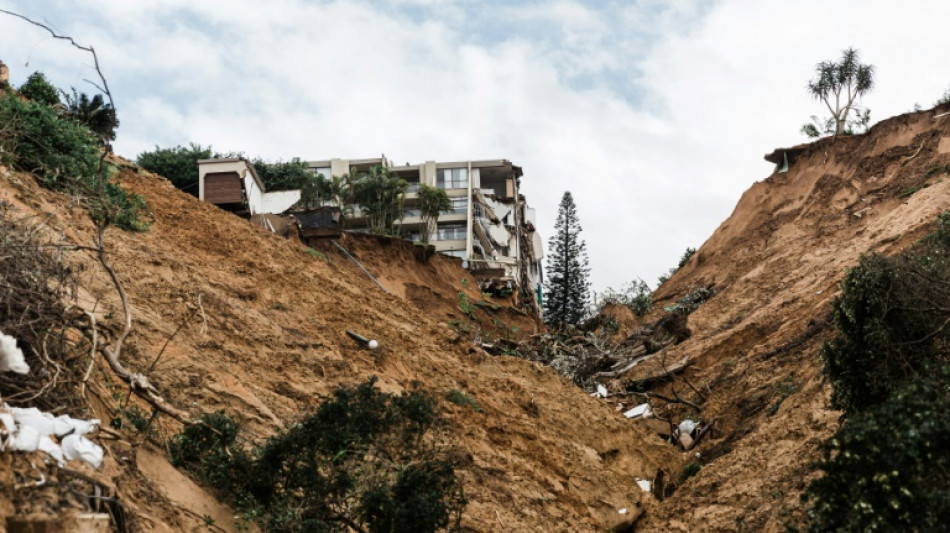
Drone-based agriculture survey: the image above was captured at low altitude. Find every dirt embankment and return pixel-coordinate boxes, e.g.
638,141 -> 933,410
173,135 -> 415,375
628,106 -> 950,531
0,161 -> 673,532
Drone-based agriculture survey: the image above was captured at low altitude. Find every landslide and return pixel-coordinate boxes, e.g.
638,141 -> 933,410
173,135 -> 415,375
623,106 -> 950,531
0,160 -> 675,531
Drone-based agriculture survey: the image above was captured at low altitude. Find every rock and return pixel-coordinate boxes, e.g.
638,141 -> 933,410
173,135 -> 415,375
678,432 -> 694,450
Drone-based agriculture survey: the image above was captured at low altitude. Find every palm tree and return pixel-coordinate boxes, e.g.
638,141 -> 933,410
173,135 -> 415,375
60,87 -> 118,143
416,184 -> 451,244
806,48 -> 874,136
351,165 -> 407,235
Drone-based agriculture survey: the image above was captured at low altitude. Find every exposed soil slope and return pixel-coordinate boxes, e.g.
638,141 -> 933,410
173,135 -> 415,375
629,106 -> 950,531
0,161 -> 674,531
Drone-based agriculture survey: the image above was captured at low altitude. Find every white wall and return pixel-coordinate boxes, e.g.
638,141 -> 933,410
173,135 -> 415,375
262,190 -> 301,214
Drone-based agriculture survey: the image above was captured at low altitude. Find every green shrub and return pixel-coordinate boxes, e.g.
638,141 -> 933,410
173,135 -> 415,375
251,157 -> 312,191
18,71 -> 60,107
680,462 -> 702,483
0,92 -> 147,231
445,389 -> 482,412
136,143 -> 215,195
803,368 -> 950,532
598,279 -> 652,317
172,378 -> 465,533
822,248 -> 950,414
800,213 -> 950,531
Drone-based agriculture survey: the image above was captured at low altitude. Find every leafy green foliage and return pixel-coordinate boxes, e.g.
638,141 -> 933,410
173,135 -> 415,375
678,247 -> 696,269
445,389 -> 482,413
352,165 -> 408,235
800,213 -> 950,531
657,246 -> 696,287
170,411 -> 249,497
18,71 -> 60,107
295,171 -> 333,209
803,370 -> 950,532
935,86 -> 950,108
136,143 -> 215,195
802,109 -> 871,138
171,378 -> 465,533
251,157 -> 311,191
60,87 -> 119,142
821,244 -> 950,414
544,191 -> 591,326
680,462 -> 702,483
0,92 -> 147,231
417,184 -> 451,244
598,279 -> 652,317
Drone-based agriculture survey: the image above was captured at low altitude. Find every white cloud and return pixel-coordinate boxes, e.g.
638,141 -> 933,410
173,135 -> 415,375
1,0 -> 949,294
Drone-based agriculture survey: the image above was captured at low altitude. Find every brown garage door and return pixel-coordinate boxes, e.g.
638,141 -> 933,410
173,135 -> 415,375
204,172 -> 243,204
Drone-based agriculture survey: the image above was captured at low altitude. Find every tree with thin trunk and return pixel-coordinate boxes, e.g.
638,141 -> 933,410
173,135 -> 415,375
416,184 -> 451,244
544,191 -> 590,327
804,47 -> 874,137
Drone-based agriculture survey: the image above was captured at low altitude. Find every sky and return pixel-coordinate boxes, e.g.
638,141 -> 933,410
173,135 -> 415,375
2,0 -> 950,293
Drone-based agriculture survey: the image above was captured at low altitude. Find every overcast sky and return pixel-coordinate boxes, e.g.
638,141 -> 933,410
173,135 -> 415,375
2,1 -> 949,292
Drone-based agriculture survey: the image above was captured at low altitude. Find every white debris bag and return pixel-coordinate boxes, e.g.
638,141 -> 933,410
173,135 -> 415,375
623,403 -> 653,419
0,331 -> 29,374
596,384 -> 608,398
635,478 -> 652,492
0,403 -> 102,468
61,435 -> 104,469
678,419 -> 698,436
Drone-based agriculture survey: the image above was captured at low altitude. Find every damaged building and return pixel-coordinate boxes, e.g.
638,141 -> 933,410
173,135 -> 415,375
197,156 -> 544,313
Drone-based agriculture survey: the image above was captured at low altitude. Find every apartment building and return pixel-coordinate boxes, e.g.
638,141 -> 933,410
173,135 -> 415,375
197,155 -> 544,311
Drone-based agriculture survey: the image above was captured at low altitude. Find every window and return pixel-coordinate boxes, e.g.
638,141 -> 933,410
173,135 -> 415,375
403,208 -> 421,218
406,181 -> 420,193
437,224 -> 466,241
310,167 -> 331,179
448,197 -> 468,215
437,168 -> 468,189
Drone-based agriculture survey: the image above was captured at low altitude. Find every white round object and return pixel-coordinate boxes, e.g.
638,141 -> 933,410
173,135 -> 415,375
368,340 -> 379,350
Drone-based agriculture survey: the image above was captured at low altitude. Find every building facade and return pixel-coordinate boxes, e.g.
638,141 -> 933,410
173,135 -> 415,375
198,156 -> 543,311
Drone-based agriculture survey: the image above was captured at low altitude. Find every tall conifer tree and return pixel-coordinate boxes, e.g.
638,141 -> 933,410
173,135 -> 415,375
544,191 -> 590,326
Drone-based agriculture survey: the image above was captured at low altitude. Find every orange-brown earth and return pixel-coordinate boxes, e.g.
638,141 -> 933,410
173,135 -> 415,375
0,161 -> 672,531
2,104 -> 950,532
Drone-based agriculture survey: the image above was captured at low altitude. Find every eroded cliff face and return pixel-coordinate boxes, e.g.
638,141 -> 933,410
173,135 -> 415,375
631,106 -> 950,531
0,158 -> 678,532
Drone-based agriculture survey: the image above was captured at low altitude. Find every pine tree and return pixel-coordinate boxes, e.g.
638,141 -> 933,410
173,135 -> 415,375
544,191 -> 590,326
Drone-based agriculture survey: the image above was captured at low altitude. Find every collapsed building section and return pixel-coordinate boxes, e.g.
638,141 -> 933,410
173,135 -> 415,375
197,156 -> 544,314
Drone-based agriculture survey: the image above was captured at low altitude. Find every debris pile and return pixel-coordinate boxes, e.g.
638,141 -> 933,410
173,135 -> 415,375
488,313 -> 691,390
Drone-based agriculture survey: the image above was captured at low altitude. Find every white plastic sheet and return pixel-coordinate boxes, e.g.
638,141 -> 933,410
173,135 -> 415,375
678,419 -> 698,436
0,331 -> 29,374
0,403 -> 102,468
623,403 -> 653,419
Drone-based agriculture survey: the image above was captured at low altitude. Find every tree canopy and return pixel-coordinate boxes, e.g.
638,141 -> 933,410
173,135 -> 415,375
18,72 -> 60,107
416,184 -> 451,244
352,165 -> 408,235
136,144 -> 215,196
544,191 -> 591,326
61,87 -> 119,143
803,47 -> 874,137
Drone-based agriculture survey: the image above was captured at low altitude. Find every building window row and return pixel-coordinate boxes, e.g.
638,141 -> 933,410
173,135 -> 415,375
437,168 -> 468,189
437,224 -> 466,241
